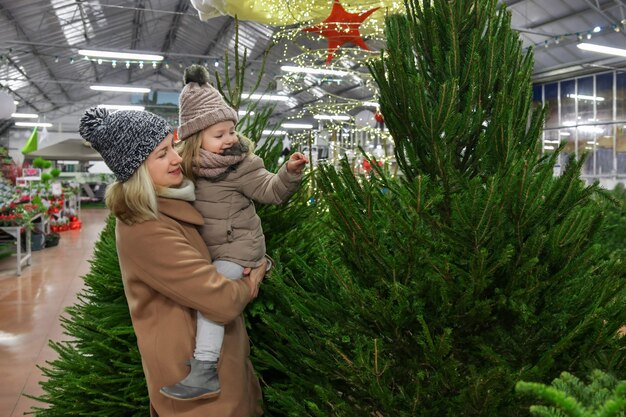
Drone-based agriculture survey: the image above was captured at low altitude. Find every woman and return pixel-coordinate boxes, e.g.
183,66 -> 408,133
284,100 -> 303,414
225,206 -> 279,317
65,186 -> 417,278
78,107 -> 265,417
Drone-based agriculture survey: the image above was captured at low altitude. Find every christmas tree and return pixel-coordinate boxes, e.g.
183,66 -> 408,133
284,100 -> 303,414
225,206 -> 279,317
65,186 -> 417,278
248,0 -> 626,415
516,370 -> 626,416
27,215 -> 150,416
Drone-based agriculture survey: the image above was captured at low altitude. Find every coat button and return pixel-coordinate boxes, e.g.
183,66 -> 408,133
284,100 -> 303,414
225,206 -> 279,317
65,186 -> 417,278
227,230 -> 232,235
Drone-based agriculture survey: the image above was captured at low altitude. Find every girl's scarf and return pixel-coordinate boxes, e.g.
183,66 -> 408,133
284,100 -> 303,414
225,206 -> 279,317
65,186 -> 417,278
193,138 -> 249,181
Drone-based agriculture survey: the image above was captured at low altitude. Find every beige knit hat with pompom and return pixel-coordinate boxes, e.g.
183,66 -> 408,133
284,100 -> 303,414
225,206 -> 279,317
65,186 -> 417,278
177,64 -> 238,141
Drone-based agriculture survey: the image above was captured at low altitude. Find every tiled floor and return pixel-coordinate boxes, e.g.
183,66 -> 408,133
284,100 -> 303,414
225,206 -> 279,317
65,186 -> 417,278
0,208 -> 109,417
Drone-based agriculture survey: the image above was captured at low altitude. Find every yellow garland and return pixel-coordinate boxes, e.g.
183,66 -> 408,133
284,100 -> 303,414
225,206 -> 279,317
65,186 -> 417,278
194,1 -> 405,35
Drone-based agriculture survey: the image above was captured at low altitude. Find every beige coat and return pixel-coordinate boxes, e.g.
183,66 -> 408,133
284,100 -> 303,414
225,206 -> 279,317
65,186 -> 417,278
115,197 -> 263,417
194,155 -> 301,267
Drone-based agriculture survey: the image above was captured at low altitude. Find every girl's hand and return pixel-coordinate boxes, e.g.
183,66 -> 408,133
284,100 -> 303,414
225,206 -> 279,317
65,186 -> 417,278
286,152 -> 309,174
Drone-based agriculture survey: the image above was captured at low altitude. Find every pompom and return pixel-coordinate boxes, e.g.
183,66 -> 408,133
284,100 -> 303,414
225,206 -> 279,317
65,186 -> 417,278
79,107 -> 109,142
183,64 -> 210,85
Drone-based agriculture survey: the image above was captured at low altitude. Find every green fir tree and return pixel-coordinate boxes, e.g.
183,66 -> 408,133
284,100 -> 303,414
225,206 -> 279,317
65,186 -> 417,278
516,370 -> 626,417
27,215 -> 150,416
247,0 -> 626,416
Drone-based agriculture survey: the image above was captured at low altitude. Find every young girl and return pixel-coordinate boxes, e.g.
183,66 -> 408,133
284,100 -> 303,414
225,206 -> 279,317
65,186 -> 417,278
159,65 -> 308,401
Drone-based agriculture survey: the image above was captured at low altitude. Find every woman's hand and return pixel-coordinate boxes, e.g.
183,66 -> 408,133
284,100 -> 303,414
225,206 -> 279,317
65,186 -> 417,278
242,258 -> 267,299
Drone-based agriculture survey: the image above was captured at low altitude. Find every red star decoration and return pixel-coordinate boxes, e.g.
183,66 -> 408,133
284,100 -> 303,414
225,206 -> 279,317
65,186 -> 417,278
302,0 -> 380,64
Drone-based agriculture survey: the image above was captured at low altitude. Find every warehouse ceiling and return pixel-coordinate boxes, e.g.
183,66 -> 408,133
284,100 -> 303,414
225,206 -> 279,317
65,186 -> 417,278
1,0 -> 626,135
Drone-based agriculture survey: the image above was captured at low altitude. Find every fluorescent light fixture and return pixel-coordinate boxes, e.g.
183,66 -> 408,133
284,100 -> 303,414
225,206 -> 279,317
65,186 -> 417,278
363,101 -> 379,107
543,140 -> 561,144
544,145 -> 555,150
78,49 -> 164,62
11,113 -> 38,118
314,114 -> 351,121
98,104 -> 145,111
238,110 -> 255,115
559,131 -> 571,136
577,125 -> 604,134
262,129 -> 287,135
281,65 -> 349,77
243,93 -> 289,102
15,122 -> 53,127
90,85 -> 151,93
577,42 -> 626,57
566,93 -> 604,101
282,123 -> 313,129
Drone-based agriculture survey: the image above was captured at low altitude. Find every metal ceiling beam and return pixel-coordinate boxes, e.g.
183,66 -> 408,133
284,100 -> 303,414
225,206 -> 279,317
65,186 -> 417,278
582,0 -> 626,38
128,0 -> 145,83
504,0 -> 529,6
5,56 -> 58,111
77,0 -> 101,84
155,0 -> 190,81
0,2 -> 72,104
0,84 -> 40,113
160,0 -> 190,53
202,18 -> 234,60
524,0 -> 615,31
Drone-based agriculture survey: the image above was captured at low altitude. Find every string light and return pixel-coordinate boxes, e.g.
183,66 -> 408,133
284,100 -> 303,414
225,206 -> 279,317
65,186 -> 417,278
531,20 -> 626,50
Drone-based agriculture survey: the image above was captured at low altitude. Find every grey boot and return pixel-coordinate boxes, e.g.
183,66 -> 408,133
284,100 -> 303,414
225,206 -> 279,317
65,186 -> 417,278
160,358 -> 221,401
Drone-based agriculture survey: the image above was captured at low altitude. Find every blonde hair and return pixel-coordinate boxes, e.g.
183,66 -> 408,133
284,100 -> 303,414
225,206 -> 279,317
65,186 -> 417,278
177,132 -> 203,183
105,164 -> 159,225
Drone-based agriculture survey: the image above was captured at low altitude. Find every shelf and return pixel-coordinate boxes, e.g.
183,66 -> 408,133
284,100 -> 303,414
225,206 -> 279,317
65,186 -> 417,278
0,213 -> 42,276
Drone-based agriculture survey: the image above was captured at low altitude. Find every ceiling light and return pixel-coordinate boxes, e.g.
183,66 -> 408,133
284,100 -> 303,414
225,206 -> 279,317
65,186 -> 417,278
90,85 -> 151,93
362,101 -> 379,107
577,42 -> 626,58
281,123 -> 313,129
11,112 -> 38,118
566,93 -> 604,101
262,129 -> 287,135
15,122 -> 53,127
78,49 -> 163,62
97,104 -> 145,111
281,65 -> 349,77
243,93 -> 289,102
313,114 -> 351,121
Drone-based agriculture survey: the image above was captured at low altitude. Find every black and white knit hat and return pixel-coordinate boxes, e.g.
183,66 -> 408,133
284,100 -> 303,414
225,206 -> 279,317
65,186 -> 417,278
79,107 -> 172,182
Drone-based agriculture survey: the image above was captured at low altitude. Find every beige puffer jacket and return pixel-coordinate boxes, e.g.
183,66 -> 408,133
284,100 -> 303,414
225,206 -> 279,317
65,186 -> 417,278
194,154 -> 302,267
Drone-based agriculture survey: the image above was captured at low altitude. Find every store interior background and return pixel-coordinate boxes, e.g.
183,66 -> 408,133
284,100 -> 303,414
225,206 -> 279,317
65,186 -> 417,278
1,2 -> 626,417
1,0 -> 626,190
